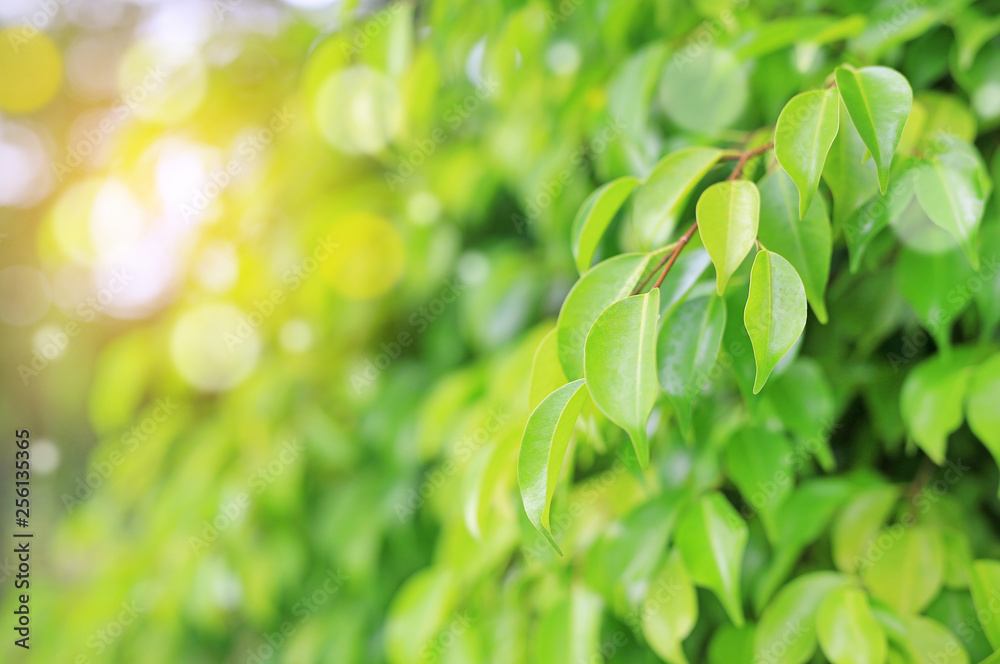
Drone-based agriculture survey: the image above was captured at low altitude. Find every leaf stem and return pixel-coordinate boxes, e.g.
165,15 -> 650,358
726,140 -> 774,181
651,222 -> 699,291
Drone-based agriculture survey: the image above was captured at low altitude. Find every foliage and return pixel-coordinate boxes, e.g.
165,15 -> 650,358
3,0 -> 1000,663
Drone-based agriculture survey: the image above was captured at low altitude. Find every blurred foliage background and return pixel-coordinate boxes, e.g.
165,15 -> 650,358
1,0 -> 1000,662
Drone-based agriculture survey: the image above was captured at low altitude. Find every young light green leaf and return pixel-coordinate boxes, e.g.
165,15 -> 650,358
915,159 -> 986,270
529,327 -> 568,412
824,99 -> 880,233
642,549 -> 698,664
817,586 -> 888,664
584,289 -> 660,468
385,568 -> 458,664
835,65 -> 913,194
630,147 -> 722,249
862,526 -> 945,615
832,485 -> 901,573
557,253 -> 650,379
901,615 -> 971,664
697,180 -> 760,294
755,572 -> 852,664
572,176 -> 640,273
757,168 -> 832,323
517,379 -> 589,556
744,250 -> 807,393
967,355 -> 1000,497
969,560 -> 1000,650
774,88 -> 840,219
657,293 -> 726,434
901,353 -> 976,465
675,492 -> 748,627
723,427 -> 794,543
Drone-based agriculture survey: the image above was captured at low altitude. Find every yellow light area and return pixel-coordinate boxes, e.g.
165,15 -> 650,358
314,66 -> 402,154
43,178 -> 103,263
322,213 -> 405,299
0,29 -> 62,114
118,40 -> 206,123
171,304 -> 261,392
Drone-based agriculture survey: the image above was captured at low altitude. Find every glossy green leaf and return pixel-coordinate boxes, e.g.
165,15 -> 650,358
697,180 -> 760,295
657,293 -> 726,433
901,353 -> 976,465
744,249 -> 807,393
832,485 -> 901,573
824,99 -> 880,233
967,355 -> 1000,497
915,159 -> 986,270
757,168 -> 832,323
642,549 -> 698,664
675,492 -> 748,627
969,560 -> 1000,650
709,624 -> 756,664
774,88 -> 840,219
572,176 -> 640,273
755,572 -> 852,664
517,379 -> 589,555
584,289 -> 660,468
835,65 -> 913,194
901,614 -> 971,664
817,586 -> 888,664
630,147 -> 723,249
723,427 -> 793,542
529,327 -> 568,412
557,252 -> 650,379
844,165 -> 916,272
862,526 -> 945,615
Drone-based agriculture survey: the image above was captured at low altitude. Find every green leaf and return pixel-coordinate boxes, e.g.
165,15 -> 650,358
824,99 -> 880,233
642,549 -> 698,664
835,65 -> 913,194
755,572 -> 852,664
675,492 -> 748,627
832,485 -> 901,573
901,614 -> 971,664
817,586 -> 888,664
657,293 -> 726,433
744,250 -> 807,393
536,585 -> 605,664
584,289 -> 660,468
517,379 -> 589,555
967,354 -> 1000,497
862,526 -> 945,615
969,560 -> 1000,650
697,180 -> 760,295
723,427 -> 794,542
774,88 -> 840,219
843,165 -> 916,272
757,168 -> 832,323
754,479 -> 856,611
708,624 -> 756,664
557,253 -> 650,379
915,159 -> 986,270
529,327 -> 568,412
901,353 -> 976,465
895,241 -> 976,352
762,358 -> 836,470
658,47 -> 748,135
572,176 -> 640,273
630,147 -> 722,249
385,568 -> 458,664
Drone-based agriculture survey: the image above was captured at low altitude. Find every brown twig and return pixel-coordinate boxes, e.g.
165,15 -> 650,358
727,140 -> 774,182
650,222 -> 699,291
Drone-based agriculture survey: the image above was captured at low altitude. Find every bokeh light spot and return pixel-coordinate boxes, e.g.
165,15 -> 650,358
0,29 -> 62,114
314,66 -> 402,154
322,213 -> 405,299
171,304 -> 260,392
